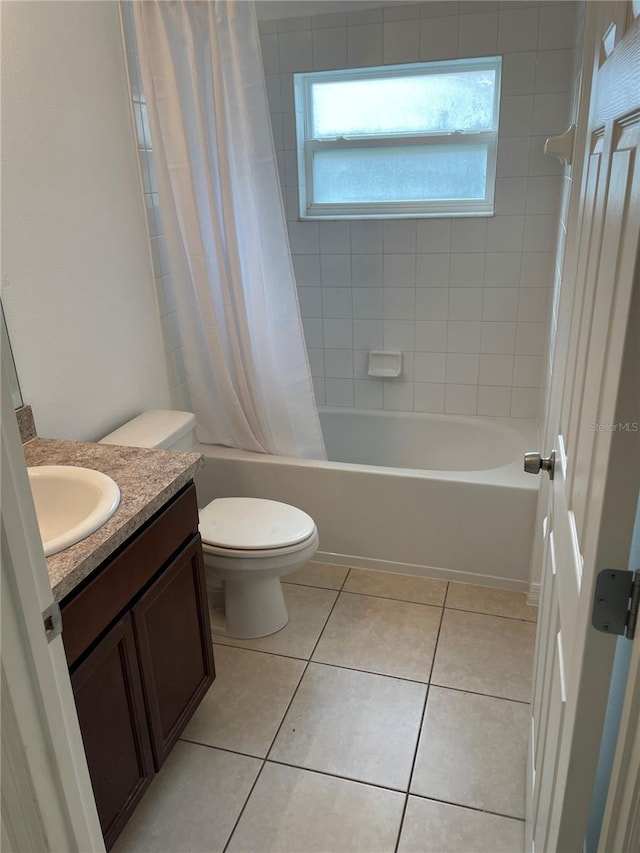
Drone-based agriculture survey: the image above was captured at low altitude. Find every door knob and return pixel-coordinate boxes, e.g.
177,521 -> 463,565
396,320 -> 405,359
524,450 -> 556,480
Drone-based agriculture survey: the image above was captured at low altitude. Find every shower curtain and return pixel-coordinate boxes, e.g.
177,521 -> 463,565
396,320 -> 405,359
133,1 -> 326,459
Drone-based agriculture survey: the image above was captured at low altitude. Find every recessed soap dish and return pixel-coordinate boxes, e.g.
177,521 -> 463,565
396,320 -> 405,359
368,350 -> 403,378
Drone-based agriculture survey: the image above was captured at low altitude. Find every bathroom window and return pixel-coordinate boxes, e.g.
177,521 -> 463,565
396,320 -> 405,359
294,57 -> 502,219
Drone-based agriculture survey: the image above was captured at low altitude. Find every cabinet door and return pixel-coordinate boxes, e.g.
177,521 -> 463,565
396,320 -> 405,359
71,613 -> 154,851
132,535 -> 214,768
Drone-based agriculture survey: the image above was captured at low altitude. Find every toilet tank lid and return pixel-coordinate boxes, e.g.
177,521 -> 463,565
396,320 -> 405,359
100,410 -> 195,450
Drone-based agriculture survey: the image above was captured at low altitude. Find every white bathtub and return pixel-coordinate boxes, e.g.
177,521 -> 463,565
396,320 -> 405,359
194,409 -> 540,591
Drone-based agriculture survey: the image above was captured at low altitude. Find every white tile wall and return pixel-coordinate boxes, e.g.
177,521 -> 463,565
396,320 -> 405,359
262,0 -> 577,416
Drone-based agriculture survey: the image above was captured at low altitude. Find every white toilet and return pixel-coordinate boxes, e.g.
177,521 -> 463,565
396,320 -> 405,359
100,410 -> 319,639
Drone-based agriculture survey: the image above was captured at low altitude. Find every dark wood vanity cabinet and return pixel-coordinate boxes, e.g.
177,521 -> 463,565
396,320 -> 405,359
132,534 -> 212,767
71,614 -> 154,849
61,483 -> 215,850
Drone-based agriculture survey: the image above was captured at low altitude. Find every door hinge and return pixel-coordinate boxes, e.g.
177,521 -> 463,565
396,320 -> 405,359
592,569 -> 639,640
42,601 -> 62,643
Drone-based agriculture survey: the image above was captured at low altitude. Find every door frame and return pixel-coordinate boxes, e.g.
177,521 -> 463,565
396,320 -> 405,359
599,629 -> 640,852
0,361 -> 104,852
597,243 -> 640,851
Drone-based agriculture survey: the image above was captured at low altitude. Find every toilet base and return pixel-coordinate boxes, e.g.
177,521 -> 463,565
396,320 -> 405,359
207,576 -> 289,639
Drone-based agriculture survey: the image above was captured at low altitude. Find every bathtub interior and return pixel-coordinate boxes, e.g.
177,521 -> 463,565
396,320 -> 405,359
318,408 -> 537,474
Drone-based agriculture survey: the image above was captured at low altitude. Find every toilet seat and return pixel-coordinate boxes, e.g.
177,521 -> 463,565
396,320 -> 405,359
200,531 -> 317,560
199,497 -> 316,552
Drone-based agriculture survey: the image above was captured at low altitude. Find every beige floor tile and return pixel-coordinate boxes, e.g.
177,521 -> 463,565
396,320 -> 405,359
112,741 -> 260,853
270,662 -> 426,790
284,560 -> 349,590
181,645 -> 305,757
432,609 -> 535,702
227,763 -> 405,853
312,592 -> 441,681
411,687 -> 529,818
397,797 -> 525,853
214,583 -> 338,659
447,582 -> 538,622
344,568 -> 447,606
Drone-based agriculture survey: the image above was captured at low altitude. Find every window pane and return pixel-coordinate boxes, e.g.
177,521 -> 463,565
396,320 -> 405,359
311,69 -> 496,138
312,144 -> 488,204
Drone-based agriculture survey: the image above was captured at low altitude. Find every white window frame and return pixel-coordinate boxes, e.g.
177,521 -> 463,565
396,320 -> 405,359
294,57 -> 502,220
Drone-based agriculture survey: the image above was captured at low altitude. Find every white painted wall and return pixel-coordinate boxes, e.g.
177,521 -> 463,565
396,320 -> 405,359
1,0 -> 170,442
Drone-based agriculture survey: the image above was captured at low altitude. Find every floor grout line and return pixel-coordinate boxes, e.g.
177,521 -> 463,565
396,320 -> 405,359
283,574 -> 538,624
410,793 -> 526,823
207,566 -> 533,850
177,736 -> 527,824
263,568 -> 351,762
394,581 -> 449,853
178,736 -> 265,763
443,604 -> 538,623
337,587 -> 446,609
302,658 -> 433,685
221,756 -> 267,853
207,642 -> 532,704
428,681 -> 532,705
212,638 -> 309,662
284,580 -> 447,609
212,613 -> 534,695
262,757 -> 408,795
220,573 -> 351,853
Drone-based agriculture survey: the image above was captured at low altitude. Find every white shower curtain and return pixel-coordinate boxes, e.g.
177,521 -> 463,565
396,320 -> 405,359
133,1 -> 326,459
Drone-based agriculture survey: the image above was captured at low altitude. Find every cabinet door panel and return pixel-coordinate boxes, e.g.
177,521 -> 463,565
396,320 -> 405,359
71,614 -> 154,850
132,534 -> 214,768
61,483 -> 199,668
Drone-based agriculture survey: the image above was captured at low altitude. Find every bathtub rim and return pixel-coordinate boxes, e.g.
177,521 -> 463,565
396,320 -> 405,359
194,410 -> 539,489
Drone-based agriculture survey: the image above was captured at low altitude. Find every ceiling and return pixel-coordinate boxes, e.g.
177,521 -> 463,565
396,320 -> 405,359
254,1 -> 407,21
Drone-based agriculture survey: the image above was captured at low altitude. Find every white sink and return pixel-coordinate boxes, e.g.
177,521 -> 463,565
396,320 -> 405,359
28,465 -> 121,557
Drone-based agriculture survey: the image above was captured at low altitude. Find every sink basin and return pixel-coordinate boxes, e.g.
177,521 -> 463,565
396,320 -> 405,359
28,466 -> 121,557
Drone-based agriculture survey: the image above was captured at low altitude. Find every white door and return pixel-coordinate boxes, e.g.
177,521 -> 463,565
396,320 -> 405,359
528,3 -> 640,851
0,362 -> 105,851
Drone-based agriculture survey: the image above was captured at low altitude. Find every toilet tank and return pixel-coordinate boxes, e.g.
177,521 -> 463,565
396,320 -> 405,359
100,410 -> 196,451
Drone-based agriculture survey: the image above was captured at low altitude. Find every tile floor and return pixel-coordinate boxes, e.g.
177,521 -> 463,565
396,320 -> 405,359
114,563 -> 537,853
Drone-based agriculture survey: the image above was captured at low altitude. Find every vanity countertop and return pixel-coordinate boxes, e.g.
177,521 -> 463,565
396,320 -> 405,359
24,437 -> 205,601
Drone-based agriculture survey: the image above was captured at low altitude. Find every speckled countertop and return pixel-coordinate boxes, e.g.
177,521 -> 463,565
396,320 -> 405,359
24,438 -> 204,602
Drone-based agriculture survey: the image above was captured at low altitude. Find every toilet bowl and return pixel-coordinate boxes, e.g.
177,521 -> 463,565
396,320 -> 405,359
100,410 -> 319,639
200,497 -> 318,638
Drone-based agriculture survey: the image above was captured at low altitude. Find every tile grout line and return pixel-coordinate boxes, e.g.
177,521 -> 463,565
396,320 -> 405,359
443,604 -> 537,624
422,680 -> 531,706
286,656 -> 437,687
221,755 -> 266,853
263,566 -> 352,762
334,587 -> 446,610
221,568 -> 351,853
410,793 -> 526,824
214,566 -> 533,850
283,578 -> 538,623
212,639 -> 308,663
261,757 -> 408,797
208,640 -> 532,703
177,737 -> 408,796
179,737 -> 265,764
393,581 -> 449,853
177,739 -> 528,825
